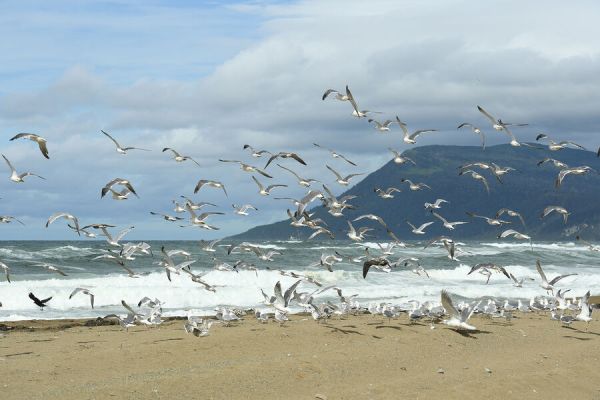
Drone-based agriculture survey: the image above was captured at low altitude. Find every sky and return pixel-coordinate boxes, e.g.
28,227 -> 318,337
1,0 -> 599,240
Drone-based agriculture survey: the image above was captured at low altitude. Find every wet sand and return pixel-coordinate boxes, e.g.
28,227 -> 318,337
1,313 -> 599,400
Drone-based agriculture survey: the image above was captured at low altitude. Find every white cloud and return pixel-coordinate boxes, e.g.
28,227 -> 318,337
1,0 -> 599,239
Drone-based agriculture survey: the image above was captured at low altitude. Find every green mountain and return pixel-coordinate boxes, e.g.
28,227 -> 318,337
231,144 -> 600,241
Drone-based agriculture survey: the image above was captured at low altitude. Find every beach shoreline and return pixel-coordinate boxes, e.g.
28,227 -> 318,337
2,312 -> 599,400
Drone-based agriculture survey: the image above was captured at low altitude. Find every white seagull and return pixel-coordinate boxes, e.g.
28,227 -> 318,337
101,130 -> 150,154
10,133 -> 50,159
441,290 -> 479,331
2,154 -> 45,183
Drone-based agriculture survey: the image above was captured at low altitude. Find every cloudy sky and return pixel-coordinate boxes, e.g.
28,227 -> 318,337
1,0 -> 599,240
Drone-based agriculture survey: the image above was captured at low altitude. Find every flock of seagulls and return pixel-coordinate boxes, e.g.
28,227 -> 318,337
1,84 -> 599,336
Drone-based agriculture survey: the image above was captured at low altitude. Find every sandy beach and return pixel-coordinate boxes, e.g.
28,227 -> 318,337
1,313 -> 599,400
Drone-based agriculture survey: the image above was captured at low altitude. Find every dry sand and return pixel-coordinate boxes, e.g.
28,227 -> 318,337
1,313 -> 600,400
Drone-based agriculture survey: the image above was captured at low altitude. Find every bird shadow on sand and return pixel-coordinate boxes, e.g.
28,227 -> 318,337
375,325 -> 402,331
151,338 -> 184,344
450,329 -> 492,339
322,325 -> 365,336
562,335 -> 592,341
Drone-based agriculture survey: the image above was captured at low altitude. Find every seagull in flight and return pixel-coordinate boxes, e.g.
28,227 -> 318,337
278,164 -> 319,187
29,292 -> 52,310
194,179 -> 228,196
232,204 -> 258,216
150,211 -> 184,222
10,133 -> 50,159
219,159 -> 273,178
243,144 -> 271,158
536,259 -> 577,295
431,211 -> 468,230
322,88 -> 351,101
69,288 -> 95,308
46,212 -> 81,235
0,261 -> 11,283
101,178 -> 138,198
163,148 -> 200,166
466,212 -> 511,226
457,123 -> 485,149
396,117 -> 437,144
441,290 -> 479,331
424,199 -> 448,210
555,166 -> 595,188
326,165 -> 364,186
368,119 -> 394,132
313,143 -> 356,166
388,148 -> 416,165
537,158 -> 569,170
400,179 -> 430,191
374,187 -> 401,199
459,169 -> 490,194
498,229 -> 532,248
0,215 -> 25,225
264,151 -> 307,169
36,262 -> 68,276
495,208 -> 526,227
2,154 -> 45,183
541,206 -> 570,224
345,85 -> 379,118
535,133 -> 586,151
252,176 -> 287,196
407,220 -> 434,235
101,130 -> 151,154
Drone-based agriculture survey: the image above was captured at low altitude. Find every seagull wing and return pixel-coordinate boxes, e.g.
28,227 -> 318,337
548,273 -> 577,286
326,165 -> 343,180
441,290 -> 460,319
477,105 -> 497,124
101,130 -> 121,149
536,260 -> 548,284
2,154 -> 16,174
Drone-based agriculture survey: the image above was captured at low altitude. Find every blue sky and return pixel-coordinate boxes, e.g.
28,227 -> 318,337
1,0 -> 599,240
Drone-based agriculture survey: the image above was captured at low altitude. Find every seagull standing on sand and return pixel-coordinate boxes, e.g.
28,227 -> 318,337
9,133 -> 50,159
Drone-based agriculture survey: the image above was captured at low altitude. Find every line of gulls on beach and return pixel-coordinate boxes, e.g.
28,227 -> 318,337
1,85 -> 599,335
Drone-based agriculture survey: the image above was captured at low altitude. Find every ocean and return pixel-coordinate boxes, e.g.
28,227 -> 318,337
0,240 -> 596,321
